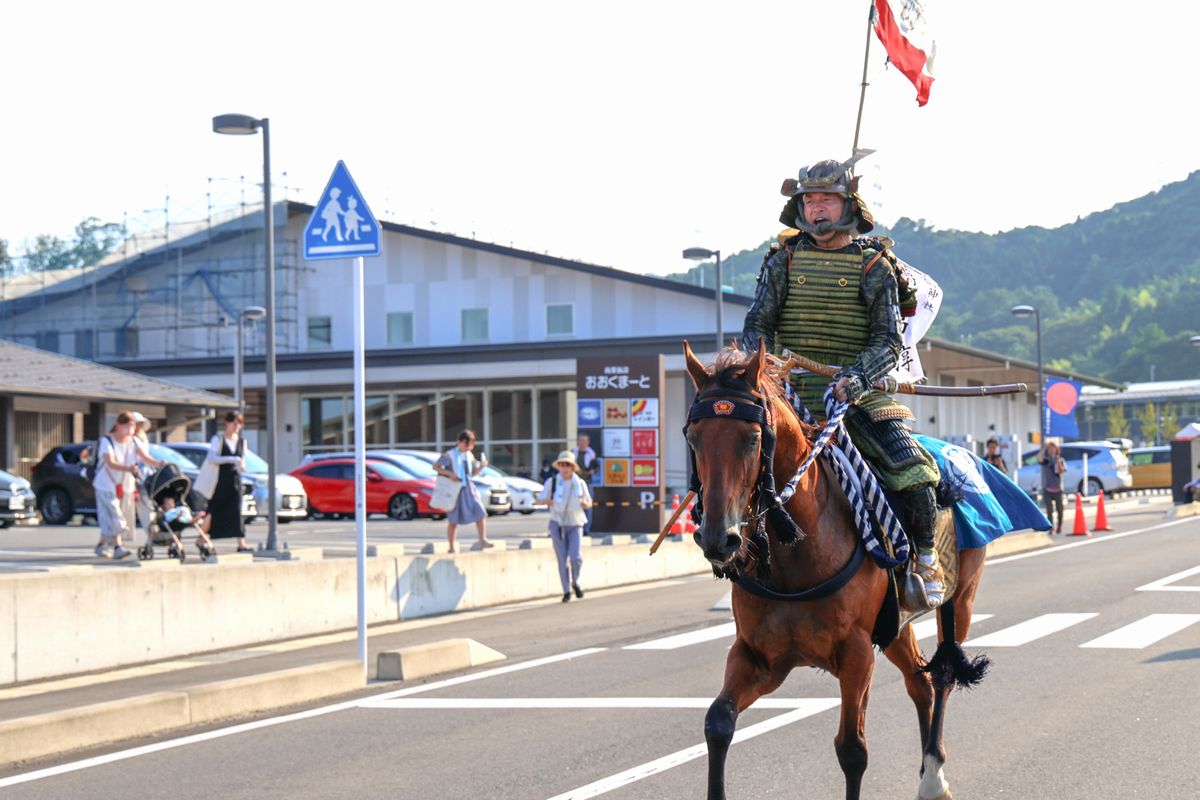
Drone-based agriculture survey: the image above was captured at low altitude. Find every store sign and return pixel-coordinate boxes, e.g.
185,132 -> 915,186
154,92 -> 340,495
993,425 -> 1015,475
577,355 -> 664,533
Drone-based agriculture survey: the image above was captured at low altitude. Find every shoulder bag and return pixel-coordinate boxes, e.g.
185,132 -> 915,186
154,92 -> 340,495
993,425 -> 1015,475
193,439 -> 221,499
429,451 -> 463,511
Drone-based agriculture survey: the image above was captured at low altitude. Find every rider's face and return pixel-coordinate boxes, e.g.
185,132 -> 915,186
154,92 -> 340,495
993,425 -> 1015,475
802,192 -> 846,231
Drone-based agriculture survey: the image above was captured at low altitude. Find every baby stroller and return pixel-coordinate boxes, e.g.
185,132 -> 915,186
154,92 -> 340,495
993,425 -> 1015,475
138,463 -> 209,562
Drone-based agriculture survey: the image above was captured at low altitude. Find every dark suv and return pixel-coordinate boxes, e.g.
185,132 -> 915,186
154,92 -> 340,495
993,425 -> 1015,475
31,442 -> 257,525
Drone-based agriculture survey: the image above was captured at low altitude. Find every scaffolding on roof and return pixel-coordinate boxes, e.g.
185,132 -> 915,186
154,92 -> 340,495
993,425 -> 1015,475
0,177 -> 305,362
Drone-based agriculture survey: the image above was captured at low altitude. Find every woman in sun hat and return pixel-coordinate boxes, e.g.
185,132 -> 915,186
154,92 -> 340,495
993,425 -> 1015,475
535,450 -> 593,602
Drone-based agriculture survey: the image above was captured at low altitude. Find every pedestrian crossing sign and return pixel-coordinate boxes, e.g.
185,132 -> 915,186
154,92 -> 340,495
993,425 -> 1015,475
303,161 -> 381,260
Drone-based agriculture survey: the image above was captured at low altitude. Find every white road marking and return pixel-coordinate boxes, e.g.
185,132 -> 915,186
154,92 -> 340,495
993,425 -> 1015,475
710,591 -> 732,611
1079,614 -> 1200,649
964,613 -> 1097,647
623,622 -> 736,650
910,613 -> 993,641
985,517 -> 1196,566
543,699 -> 842,800
0,648 -> 605,789
1136,564 -> 1200,592
360,697 -> 816,710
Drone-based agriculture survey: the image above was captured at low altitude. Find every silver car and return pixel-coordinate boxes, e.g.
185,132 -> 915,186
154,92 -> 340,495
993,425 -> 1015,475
162,442 -> 307,522
1017,441 -> 1132,498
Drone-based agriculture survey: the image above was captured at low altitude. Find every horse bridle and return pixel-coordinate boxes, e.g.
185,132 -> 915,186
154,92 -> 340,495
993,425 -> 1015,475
684,387 -> 803,548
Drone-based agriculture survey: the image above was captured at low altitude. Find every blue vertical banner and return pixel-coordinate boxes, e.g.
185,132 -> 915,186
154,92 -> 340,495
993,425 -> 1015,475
1044,377 -> 1083,438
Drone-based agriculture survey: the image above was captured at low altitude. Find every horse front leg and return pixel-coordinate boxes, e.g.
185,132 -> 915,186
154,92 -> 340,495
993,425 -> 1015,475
705,638 -> 785,800
832,634 -> 876,800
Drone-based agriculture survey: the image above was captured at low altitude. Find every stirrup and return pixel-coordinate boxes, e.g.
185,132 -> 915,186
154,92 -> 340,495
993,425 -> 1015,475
914,553 -> 945,608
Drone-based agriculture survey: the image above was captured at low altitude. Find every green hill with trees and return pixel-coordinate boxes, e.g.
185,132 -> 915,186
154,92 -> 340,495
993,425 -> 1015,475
664,171 -> 1200,383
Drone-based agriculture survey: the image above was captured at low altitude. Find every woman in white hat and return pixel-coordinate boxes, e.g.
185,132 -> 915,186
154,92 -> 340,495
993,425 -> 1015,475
536,450 -> 593,602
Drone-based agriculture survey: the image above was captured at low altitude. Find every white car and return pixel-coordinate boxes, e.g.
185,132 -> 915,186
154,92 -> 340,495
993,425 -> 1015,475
479,465 -> 545,514
163,442 -> 308,521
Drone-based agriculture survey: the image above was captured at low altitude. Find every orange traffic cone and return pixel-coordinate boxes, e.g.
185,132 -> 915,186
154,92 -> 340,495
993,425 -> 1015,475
1092,489 -> 1114,532
1070,493 -> 1090,536
669,494 -> 684,535
684,497 -> 698,534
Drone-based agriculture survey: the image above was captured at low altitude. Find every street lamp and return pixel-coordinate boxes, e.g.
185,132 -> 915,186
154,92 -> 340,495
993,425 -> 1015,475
1011,304 -> 1045,440
234,306 -> 267,410
682,247 -> 723,353
213,113 -> 280,552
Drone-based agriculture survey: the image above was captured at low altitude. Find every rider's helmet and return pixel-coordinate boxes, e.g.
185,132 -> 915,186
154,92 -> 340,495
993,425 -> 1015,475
778,155 -> 875,236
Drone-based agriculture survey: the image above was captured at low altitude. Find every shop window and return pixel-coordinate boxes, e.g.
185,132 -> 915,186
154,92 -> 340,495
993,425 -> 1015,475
308,316 -> 332,349
387,312 -> 413,346
461,308 -> 488,342
303,397 -> 345,447
546,304 -> 573,337
538,388 -> 570,439
346,395 -> 390,445
489,389 -> 532,441
440,391 -> 484,445
393,394 -> 436,445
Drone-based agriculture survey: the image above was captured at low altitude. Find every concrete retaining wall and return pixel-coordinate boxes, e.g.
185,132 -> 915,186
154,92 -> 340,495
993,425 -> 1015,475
2,539 -> 706,685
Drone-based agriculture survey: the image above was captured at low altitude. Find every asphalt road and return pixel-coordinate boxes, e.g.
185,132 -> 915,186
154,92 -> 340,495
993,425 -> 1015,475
2,501 -> 1197,798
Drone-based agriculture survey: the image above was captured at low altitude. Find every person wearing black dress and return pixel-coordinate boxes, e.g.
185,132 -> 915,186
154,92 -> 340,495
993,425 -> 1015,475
205,411 -> 253,552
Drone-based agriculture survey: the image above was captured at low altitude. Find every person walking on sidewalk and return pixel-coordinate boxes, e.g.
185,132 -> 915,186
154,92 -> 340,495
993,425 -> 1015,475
205,411 -> 254,552
93,411 -> 164,559
536,450 -> 593,602
435,430 -> 493,553
1038,440 -> 1067,533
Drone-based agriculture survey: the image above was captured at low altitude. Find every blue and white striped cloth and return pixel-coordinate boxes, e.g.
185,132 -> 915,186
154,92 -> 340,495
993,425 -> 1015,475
780,383 -> 909,568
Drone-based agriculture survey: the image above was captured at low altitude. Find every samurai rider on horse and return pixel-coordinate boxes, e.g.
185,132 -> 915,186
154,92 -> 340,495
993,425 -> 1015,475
741,154 -> 945,611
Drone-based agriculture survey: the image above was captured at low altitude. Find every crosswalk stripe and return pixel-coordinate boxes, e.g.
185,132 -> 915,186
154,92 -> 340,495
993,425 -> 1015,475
1079,613 -> 1200,649
910,613 -> 993,641
964,613 -> 1097,647
544,699 -> 841,800
623,622 -> 737,650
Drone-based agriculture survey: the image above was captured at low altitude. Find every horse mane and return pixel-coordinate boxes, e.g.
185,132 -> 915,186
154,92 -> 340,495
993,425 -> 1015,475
710,347 -> 788,405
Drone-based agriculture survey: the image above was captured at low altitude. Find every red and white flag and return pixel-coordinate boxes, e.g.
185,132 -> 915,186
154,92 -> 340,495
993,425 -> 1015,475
873,0 -> 937,106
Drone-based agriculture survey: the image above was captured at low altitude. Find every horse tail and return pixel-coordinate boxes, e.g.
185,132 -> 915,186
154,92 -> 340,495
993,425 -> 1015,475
920,600 -> 990,691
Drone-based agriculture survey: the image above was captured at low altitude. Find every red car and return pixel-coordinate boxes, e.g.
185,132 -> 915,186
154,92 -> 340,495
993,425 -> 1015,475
290,458 -> 435,520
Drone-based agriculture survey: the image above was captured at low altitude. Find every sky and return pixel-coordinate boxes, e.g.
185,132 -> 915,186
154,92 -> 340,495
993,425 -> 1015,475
4,1 -> 1197,277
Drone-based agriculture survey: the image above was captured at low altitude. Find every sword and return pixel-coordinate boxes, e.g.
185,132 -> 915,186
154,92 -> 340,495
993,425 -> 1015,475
784,353 -> 1028,397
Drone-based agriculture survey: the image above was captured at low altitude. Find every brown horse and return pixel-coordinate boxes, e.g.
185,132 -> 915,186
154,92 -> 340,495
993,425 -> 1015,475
684,341 -> 988,800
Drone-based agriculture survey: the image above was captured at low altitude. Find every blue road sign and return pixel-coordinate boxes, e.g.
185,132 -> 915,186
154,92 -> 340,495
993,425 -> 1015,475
303,161 -> 381,260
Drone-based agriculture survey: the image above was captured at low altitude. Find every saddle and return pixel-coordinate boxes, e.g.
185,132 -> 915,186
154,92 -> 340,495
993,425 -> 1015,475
872,507 -> 960,647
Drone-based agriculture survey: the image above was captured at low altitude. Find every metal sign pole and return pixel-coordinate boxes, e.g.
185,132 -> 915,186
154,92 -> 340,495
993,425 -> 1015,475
353,255 -> 367,678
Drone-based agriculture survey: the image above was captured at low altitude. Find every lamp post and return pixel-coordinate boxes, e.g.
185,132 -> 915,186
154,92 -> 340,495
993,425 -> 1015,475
234,306 -> 267,410
1011,304 -> 1045,440
213,113 -> 279,552
682,247 -> 723,353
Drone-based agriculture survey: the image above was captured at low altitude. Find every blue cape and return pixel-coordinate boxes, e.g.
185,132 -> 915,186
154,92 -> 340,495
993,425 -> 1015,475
915,435 -> 1052,548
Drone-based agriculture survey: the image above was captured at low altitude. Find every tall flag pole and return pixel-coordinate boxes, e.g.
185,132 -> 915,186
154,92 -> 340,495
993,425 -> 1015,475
851,3 -> 876,153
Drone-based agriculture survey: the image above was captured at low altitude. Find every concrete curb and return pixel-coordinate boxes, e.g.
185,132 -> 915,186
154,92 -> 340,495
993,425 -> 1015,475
377,638 -> 505,681
0,691 -> 190,768
186,659 -> 362,725
0,660 -> 364,769
1165,502 -> 1200,519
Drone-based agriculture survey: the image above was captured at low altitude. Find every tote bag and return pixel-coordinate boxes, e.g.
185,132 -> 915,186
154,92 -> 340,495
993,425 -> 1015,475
430,475 -> 462,512
194,459 -> 219,499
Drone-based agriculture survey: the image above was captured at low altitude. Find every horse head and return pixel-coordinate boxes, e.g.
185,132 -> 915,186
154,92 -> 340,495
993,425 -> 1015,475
683,339 -> 793,569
